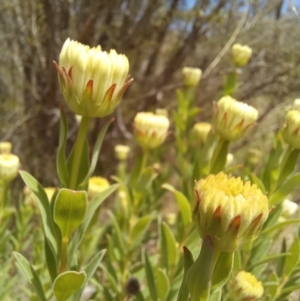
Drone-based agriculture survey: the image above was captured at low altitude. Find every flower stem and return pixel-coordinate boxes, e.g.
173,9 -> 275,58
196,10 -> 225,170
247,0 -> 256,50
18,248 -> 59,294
60,237 -> 69,273
69,116 -> 91,190
210,138 -> 229,174
0,181 -> 8,213
140,149 -> 149,174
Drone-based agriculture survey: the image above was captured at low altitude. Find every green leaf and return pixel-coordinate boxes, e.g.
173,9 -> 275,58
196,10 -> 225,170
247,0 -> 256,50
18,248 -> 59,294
156,269 -> 170,301
209,290 -> 222,301
143,250 -> 157,301
13,252 -> 47,301
211,252 -> 234,291
56,106 -> 70,187
80,119 -> 113,188
248,172 -> 266,194
44,237 -> 58,282
108,211 -> 125,256
284,237 -> 300,276
223,71 -> 237,96
130,214 -> 154,249
160,221 -> 179,269
186,236 -> 214,301
269,172 -> 300,206
54,189 -> 87,239
247,237 -> 272,269
20,171 -> 58,255
277,239 -> 287,277
72,249 -> 106,301
53,271 -> 86,301
162,184 -> 191,226
261,219 -> 300,235
135,166 -> 159,193
210,139 -> 229,174
177,246 -> 194,301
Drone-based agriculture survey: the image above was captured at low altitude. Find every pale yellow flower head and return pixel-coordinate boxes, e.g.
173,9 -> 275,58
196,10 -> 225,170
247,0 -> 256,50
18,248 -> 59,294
182,67 -> 202,87
0,154 -> 20,182
114,145 -> 130,161
282,110 -> 300,149
232,44 -> 252,67
193,172 -> 269,252
55,38 -> 132,117
281,199 -> 298,218
45,187 -> 56,202
133,112 -> 170,149
88,176 -> 110,200
0,142 -> 12,154
212,96 -> 258,141
228,271 -> 264,301
293,99 -> 300,111
193,122 -> 211,145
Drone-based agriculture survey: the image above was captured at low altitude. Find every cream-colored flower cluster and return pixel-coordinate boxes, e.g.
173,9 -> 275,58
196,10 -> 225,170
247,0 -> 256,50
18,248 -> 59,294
232,44 -> 252,67
193,172 -> 269,252
212,96 -> 258,141
228,271 -> 264,301
0,142 -> 19,183
55,38 -> 131,118
282,110 -> 300,149
133,112 -> 170,149
182,67 -> 202,87
114,145 -> 130,161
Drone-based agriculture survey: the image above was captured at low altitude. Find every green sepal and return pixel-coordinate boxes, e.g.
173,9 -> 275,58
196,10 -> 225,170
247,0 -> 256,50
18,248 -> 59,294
186,236 -> 215,301
13,252 -> 47,301
53,271 -> 86,301
79,118 -> 113,189
211,252 -> 234,291
56,106 -> 70,187
19,171 -> 58,255
54,189 -> 87,240
177,246 -> 194,301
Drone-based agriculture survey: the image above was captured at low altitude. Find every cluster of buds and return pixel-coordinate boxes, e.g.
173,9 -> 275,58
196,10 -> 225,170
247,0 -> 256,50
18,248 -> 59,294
133,112 -> 170,149
212,96 -> 258,141
227,271 -> 264,301
231,44 -> 252,68
55,38 -> 132,118
193,172 -> 269,253
182,67 -> 202,87
282,110 -> 300,149
114,145 -> 130,161
88,176 -> 110,200
193,122 -> 211,146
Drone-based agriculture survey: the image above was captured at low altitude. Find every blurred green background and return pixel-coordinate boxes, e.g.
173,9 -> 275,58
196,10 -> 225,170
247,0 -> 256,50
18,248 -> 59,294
0,0 -> 300,185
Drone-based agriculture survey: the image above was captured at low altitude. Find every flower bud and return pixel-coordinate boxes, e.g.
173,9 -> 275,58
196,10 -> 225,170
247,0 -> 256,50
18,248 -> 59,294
228,271 -> 264,301
193,122 -> 211,145
88,176 -> 110,200
282,110 -> 300,149
212,96 -> 258,141
133,112 -> 169,149
0,154 -> 20,182
232,44 -> 252,67
54,38 -> 132,118
0,142 -> 12,154
182,67 -> 202,87
193,172 -> 269,253
293,99 -> 300,111
114,145 -> 130,161
246,148 -> 262,168
281,199 -> 298,218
